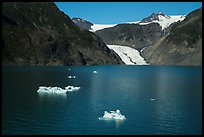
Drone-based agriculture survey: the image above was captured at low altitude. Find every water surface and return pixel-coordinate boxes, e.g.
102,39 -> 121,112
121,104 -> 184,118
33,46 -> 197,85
2,65 -> 202,135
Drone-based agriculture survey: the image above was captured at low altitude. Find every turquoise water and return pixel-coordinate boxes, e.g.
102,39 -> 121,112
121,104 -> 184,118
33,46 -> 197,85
2,66 -> 202,135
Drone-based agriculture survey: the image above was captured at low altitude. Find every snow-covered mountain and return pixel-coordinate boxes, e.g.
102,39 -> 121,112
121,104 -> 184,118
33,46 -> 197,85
141,12 -> 171,23
138,12 -> 186,30
95,12 -> 186,50
92,13 -> 185,31
70,11 -> 202,66
142,8 -> 202,66
72,12 -> 185,32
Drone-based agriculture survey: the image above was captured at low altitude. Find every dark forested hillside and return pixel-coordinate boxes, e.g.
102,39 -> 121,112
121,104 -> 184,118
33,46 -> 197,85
2,2 -> 124,65
142,8 -> 202,66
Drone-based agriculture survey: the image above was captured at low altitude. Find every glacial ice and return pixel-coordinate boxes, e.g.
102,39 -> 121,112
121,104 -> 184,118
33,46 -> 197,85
37,85 -> 81,94
107,45 -> 149,65
90,24 -> 117,32
99,109 -> 126,120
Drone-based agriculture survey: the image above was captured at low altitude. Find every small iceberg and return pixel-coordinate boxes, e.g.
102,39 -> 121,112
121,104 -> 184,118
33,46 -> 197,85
37,85 -> 80,94
93,71 -> 98,74
150,98 -> 155,101
37,86 -> 67,94
99,109 -> 126,120
68,75 -> 76,79
65,85 -> 80,92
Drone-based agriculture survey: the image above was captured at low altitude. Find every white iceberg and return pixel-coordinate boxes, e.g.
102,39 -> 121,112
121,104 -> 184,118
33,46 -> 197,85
99,109 -> 126,120
68,75 -> 76,79
93,71 -> 98,74
65,85 -> 81,92
37,86 -> 67,94
37,85 -> 81,94
150,98 -> 155,101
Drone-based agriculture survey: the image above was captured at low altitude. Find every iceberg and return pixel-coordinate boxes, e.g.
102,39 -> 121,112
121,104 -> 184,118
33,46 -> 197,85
93,71 -> 98,73
37,85 -> 80,94
99,109 -> 126,120
65,85 -> 81,92
37,86 -> 67,94
68,75 -> 76,79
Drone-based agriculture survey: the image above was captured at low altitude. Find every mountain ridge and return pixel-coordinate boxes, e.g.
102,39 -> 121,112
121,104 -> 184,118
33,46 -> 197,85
72,8 -> 202,66
142,7 -> 202,66
2,2 -> 124,65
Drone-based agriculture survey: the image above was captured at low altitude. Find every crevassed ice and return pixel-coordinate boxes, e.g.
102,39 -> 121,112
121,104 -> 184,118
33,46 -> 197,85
37,85 -> 81,94
107,44 -> 149,65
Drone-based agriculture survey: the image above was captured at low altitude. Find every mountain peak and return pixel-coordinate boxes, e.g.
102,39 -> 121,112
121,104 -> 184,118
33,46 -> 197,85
157,11 -> 165,15
72,17 -> 93,30
141,12 -> 170,23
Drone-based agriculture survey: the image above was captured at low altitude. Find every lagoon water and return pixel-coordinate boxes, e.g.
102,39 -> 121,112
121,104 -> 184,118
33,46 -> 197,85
2,66 -> 202,135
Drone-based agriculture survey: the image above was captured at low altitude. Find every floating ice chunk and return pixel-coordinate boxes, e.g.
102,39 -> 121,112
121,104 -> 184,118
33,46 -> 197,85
68,68 -> 71,71
50,87 -> 67,94
65,85 -> 81,92
93,71 -> 98,73
150,98 -> 155,101
99,109 -> 126,120
37,86 -> 67,94
68,75 -> 76,79
37,85 -> 80,94
103,111 -> 113,118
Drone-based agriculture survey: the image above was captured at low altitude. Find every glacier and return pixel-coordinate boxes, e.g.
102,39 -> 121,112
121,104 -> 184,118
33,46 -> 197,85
107,45 -> 149,65
138,15 -> 186,30
89,15 -> 185,32
90,24 -> 117,32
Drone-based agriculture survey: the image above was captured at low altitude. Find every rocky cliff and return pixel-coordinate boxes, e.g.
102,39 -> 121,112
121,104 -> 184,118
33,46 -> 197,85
142,8 -> 202,66
2,2 -> 124,65
72,17 -> 93,30
95,23 -> 163,51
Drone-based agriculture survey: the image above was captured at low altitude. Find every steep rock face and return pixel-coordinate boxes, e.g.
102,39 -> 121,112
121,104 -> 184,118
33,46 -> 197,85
72,17 -> 93,30
95,23 -> 162,50
142,8 -> 202,66
72,18 -> 93,30
2,2 -> 124,65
